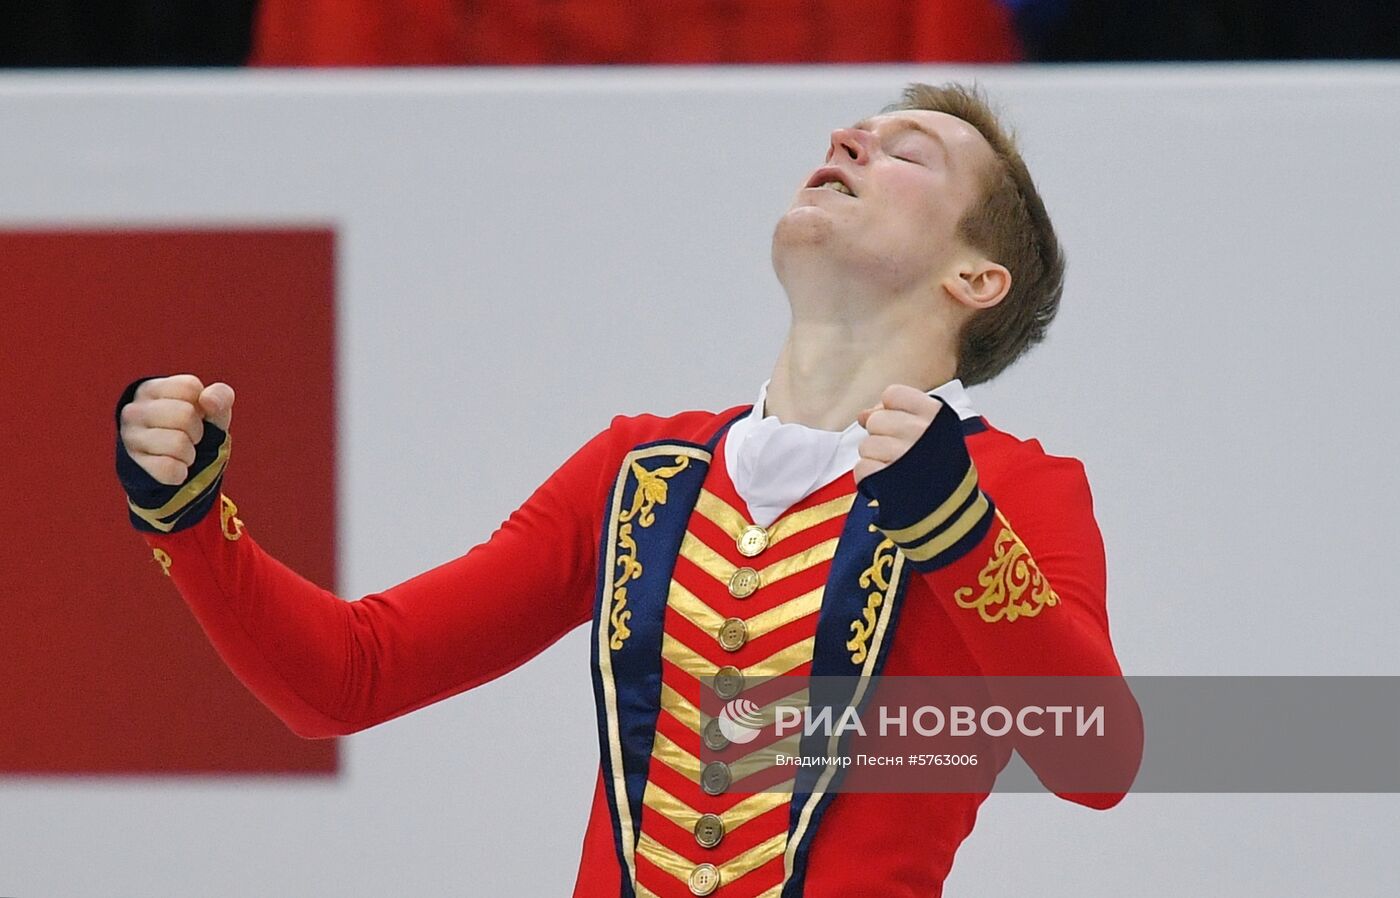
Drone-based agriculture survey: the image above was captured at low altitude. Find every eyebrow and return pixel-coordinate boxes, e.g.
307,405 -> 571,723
852,116 -> 951,166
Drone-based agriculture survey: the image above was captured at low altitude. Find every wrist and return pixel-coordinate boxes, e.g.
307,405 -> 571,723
857,407 -> 995,571
115,376 -> 232,534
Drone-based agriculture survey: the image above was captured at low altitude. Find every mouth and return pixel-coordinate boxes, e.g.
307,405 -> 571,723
804,167 -> 856,197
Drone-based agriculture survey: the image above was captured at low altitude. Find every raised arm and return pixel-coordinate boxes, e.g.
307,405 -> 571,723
855,385 -> 1143,806
116,375 -> 615,738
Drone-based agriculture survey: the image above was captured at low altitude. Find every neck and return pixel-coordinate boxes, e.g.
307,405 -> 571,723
762,291 -> 959,432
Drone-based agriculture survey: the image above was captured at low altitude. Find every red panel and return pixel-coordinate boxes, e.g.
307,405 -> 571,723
251,0 -> 1021,66
0,229 -> 338,775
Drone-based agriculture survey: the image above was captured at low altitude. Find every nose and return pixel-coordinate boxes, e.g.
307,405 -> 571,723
827,127 -> 873,164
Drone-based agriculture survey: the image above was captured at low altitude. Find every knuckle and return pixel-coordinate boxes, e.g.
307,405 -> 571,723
134,378 -> 165,400
150,374 -> 204,403
143,456 -> 185,485
168,373 -> 206,395
123,427 -> 150,452
159,429 -> 194,456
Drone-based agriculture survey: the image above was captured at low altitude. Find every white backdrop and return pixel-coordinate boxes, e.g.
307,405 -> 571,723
2,64 -> 1398,896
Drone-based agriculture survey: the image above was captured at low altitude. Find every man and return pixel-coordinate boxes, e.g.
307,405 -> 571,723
115,82 -> 1139,896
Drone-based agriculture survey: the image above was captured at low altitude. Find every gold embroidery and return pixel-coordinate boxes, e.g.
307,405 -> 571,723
152,548 -> 173,576
219,494 -> 244,541
847,525 -> 896,664
610,455 -> 691,650
609,523 -> 639,649
597,444 -> 711,890
953,512 -> 1060,623
621,457 -> 690,528
785,542 -> 905,879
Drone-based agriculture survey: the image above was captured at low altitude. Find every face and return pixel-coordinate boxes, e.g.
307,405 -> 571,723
773,109 -> 999,296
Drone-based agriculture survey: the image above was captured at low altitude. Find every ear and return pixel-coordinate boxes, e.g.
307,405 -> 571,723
942,259 -> 1011,312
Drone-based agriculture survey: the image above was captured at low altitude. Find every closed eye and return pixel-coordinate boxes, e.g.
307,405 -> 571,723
887,142 -> 923,165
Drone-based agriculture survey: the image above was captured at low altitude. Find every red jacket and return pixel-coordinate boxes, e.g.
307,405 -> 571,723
118,393 -> 1139,896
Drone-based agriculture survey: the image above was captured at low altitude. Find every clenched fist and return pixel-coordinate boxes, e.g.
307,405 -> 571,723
119,375 -> 235,486
853,384 -> 945,486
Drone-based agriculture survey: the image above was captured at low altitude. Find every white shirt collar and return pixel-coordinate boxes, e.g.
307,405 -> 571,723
722,378 -> 978,527
745,377 -> 979,427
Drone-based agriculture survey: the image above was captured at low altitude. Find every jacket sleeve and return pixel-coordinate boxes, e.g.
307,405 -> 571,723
856,405 -> 1143,807
115,379 -> 616,738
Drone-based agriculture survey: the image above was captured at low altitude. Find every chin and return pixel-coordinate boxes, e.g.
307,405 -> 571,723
772,205 -> 836,253
772,213 -> 861,289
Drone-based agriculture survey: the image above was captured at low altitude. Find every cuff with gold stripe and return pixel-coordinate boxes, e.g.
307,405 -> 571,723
114,377 -> 231,534
856,406 -> 995,572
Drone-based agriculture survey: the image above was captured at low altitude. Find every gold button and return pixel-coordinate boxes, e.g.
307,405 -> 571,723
713,665 -> 744,700
736,525 -> 769,557
688,863 -> 721,895
717,618 -> 748,652
701,760 -> 732,795
728,566 -> 760,598
694,813 -> 725,849
702,717 -> 730,752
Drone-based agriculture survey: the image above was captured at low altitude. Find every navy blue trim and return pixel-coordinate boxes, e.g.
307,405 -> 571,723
115,376 -> 228,533
782,497 -> 914,897
853,406 -> 999,572
961,415 -> 988,435
856,405 -> 971,532
589,435 -> 717,897
709,406 -> 752,448
588,488 -> 634,898
898,473 -> 994,561
901,496 -> 998,573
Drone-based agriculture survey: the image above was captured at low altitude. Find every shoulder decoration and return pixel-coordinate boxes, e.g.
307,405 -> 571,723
953,510 -> 1060,623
